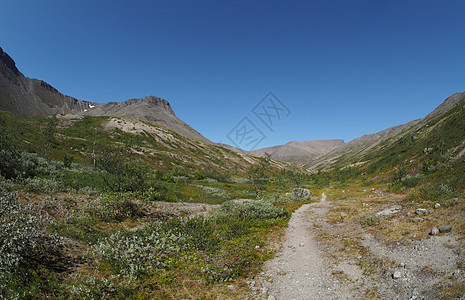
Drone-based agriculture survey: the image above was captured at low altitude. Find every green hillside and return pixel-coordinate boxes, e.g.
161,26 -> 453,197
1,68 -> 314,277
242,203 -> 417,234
0,111 -> 310,299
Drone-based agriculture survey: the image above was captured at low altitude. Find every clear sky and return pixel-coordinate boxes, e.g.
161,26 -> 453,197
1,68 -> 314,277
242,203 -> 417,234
2,0 -> 465,149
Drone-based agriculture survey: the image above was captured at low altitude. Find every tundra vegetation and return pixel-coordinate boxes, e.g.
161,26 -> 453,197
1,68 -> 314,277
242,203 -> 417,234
1,103 -> 464,299
0,112 -> 310,299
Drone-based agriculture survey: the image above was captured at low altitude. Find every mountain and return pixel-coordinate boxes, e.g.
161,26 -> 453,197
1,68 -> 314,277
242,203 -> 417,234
250,140 -> 345,165
0,46 -> 209,143
80,96 -> 210,143
305,91 -> 465,171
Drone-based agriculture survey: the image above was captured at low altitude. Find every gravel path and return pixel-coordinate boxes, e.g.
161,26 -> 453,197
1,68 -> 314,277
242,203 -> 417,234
250,196 -> 356,299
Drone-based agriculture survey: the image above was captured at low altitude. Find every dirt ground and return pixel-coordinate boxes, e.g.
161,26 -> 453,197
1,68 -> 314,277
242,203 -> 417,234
249,192 -> 465,299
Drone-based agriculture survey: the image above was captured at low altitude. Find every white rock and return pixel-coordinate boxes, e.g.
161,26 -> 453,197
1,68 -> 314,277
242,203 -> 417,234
434,203 -> 441,209
415,208 -> 428,215
392,271 -> 401,279
430,227 -> 439,236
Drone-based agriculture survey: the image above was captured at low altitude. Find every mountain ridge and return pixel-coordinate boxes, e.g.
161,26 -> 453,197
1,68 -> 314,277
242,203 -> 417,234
250,139 -> 345,165
0,46 -> 209,143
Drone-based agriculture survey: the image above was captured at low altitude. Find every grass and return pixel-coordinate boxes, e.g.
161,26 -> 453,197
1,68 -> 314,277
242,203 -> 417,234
2,97 -> 465,298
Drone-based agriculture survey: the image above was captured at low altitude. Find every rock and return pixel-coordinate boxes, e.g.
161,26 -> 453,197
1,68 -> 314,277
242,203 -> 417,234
412,217 -> 424,223
434,203 -> 441,209
299,243 -> 305,247
430,227 -> 439,236
415,208 -> 428,215
340,212 -> 347,218
376,205 -> 402,217
439,225 -> 452,233
227,285 -> 235,291
398,262 -> 406,268
392,271 -> 401,279
290,188 -> 311,199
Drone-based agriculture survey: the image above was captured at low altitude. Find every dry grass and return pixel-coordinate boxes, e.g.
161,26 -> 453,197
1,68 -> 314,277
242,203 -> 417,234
438,281 -> 465,299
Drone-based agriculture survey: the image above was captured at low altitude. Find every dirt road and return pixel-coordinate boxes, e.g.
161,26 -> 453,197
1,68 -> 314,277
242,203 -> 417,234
249,194 -> 356,299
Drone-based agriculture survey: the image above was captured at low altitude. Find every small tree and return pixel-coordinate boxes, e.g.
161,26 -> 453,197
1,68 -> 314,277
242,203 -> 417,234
248,153 -> 271,198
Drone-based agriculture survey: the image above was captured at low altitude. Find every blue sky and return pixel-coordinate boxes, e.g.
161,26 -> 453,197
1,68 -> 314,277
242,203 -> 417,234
2,0 -> 465,149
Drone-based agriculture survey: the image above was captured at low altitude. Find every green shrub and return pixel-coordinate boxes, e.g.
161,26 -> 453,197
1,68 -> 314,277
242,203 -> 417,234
96,147 -> 151,193
93,226 -> 188,279
0,192 -> 62,297
419,183 -> 459,202
217,200 -> 289,220
360,215 -> 380,227
23,177 -> 61,194
400,174 -> 425,188
196,185 -> 231,200
86,194 -> 145,222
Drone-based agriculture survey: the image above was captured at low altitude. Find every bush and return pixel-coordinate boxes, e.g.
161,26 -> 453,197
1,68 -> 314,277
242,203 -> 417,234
93,225 -> 188,279
419,183 -> 459,202
196,185 -> 231,200
217,200 -> 289,220
23,177 -> 61,194
360,215 -> 380,227
86,194 -> 145,222
0,192 -> 62,297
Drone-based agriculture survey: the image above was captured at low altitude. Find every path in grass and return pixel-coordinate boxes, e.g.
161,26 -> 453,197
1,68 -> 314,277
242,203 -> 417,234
251,194 -> 355,299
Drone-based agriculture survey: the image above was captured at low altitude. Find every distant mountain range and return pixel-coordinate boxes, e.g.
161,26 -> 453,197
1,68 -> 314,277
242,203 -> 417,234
0,46 -> 209,143
247,92 -> 465,169
250,140 -> 344,166
1,45 -> 464,171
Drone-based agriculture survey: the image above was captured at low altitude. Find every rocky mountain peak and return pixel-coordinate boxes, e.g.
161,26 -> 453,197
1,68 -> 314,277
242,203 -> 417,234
125,96 -> 175,115
0,46 -> 21,77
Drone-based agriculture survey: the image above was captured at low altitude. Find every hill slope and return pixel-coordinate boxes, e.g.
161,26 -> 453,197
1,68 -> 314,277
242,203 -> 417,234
306,91 -> 465,171
251,140 -> 344,165
0,46 -> 208,142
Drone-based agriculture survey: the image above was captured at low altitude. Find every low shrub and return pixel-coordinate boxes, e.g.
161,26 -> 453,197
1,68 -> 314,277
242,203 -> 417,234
23,177 -> 61,194
93,226 -> 188,279
217,200 -> 289,220
86,194 -> 145,222
360,214 -> 380,227
196,185 -> 231,200
419,183 -> 459,201
0,192 -> 62,298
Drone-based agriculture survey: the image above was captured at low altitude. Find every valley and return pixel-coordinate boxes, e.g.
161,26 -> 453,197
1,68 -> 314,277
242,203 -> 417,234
1,45 -> 465,299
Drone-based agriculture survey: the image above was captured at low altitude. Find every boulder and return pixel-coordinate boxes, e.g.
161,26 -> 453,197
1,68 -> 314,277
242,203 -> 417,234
290,188 -> 311,199
430,227 -> 439,236
439,225 -> 452,233
415,208 -> 428,215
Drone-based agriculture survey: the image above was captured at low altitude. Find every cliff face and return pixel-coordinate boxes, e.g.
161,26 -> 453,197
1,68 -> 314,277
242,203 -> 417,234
0,46 -> 210,143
